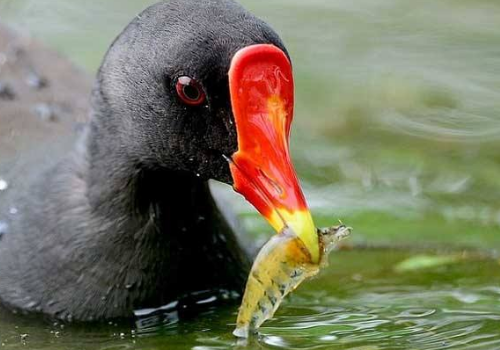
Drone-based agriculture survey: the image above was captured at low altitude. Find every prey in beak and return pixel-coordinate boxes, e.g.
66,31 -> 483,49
226,44 -> 319,263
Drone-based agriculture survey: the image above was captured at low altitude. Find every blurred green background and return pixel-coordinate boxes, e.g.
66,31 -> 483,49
2,0 -> 500,250
1,1 -> 500,349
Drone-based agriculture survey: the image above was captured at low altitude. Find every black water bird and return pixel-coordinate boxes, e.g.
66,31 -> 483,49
0,0 -> 316,321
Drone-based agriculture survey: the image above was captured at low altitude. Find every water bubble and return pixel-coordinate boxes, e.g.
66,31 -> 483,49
9,207 -> 18,215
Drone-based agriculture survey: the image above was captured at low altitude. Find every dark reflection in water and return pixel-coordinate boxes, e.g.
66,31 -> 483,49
0,249 -> 498,350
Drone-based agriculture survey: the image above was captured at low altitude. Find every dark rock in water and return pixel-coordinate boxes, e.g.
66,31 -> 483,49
0,81 -> 15,100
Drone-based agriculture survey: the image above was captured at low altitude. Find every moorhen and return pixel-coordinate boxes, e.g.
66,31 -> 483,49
0,0 -> 318,321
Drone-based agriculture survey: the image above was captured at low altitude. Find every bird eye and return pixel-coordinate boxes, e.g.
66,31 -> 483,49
175,76 -> 206,106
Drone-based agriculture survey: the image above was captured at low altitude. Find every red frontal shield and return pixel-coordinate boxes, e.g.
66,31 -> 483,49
228,44 -> 318,262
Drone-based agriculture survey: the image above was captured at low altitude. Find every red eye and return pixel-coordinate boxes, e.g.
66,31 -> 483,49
175,76 -> 206,106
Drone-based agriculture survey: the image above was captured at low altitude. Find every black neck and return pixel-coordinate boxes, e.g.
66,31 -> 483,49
81,130 -> 251,314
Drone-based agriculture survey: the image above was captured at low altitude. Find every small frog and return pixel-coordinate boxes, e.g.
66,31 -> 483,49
233,223 -> 352,338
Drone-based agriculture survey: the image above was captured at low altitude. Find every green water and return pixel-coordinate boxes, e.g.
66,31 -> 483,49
1,0 -> 500,349
0,250 -> 499,349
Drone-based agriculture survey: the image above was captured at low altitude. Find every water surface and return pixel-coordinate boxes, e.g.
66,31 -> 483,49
0,249 -> 499,349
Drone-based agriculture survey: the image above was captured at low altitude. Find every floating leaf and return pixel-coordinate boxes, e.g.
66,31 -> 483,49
394,254 -> 460,273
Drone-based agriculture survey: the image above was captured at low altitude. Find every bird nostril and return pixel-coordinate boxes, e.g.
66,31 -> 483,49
258,168 -> 284,198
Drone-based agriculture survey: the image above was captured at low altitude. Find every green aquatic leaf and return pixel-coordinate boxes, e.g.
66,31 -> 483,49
394,255 -> 460,273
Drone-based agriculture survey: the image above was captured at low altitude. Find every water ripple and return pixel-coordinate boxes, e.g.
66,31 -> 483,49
256,285 -> 500,350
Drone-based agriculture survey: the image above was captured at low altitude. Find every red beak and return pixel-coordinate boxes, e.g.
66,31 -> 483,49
227,44 -> 319,262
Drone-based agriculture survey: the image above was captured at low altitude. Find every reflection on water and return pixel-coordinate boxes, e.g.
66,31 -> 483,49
0,250 -> 498,350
